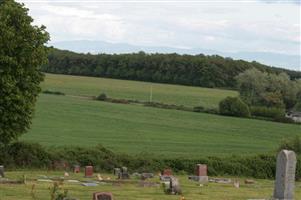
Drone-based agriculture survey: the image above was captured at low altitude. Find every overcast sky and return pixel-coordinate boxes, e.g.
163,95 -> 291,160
19,0 -> 300,56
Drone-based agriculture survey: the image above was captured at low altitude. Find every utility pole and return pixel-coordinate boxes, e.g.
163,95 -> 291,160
150,85 -> 153,102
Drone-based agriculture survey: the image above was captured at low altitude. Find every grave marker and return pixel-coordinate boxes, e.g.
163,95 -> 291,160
85,166 -> 93,178
163,169 -> 172,176
93,192 -> 113,200
73,165 -> 80,173
273,150 -> 296,200
188,164 -> 208,183
165,177 -> 182,195
117,166 -> 130,179
113,168 -> 120,176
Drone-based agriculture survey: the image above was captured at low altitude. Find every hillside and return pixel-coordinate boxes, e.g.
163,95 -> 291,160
21,74 -> 301,158
43,48 -> 301,89
43,73 -> 237,108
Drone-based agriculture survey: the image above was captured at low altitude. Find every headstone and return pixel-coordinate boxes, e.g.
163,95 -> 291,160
195,164 -> 207,176
113,168 -> 120,176
73,165 -> 80,173
166,177 -> 182,195
188,164 -> 208,183
141,173 -> 154,180
93,192 -> 113,200
85,166 -> 93,178
0,166 -> 4,178
273,150 -> 296,200
162,169 -> 172,176
117,166 -> 130,179
121,167 -> 127,173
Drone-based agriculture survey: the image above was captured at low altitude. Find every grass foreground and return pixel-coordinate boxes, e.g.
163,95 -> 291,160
1,170 -> 301,200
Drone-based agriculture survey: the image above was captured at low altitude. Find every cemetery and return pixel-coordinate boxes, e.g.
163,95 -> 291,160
0,150 -> 300,199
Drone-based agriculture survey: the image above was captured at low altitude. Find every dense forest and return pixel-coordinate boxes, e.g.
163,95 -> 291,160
43,48 -> 301,89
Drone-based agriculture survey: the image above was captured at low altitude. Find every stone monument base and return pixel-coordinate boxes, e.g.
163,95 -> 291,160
188,175 -> 208,183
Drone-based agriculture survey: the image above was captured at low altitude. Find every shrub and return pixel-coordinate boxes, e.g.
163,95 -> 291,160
219,97 -> 251,117
42,90 -> 65,95
1,142 -> 301,180
96,93 -> 107,101
0,142 -> 51,168
278,136 -> 301,155
250,106 -> 285,119
193,106 -> 205,112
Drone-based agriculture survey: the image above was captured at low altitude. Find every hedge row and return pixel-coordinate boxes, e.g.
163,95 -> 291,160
0,142 -> 300,180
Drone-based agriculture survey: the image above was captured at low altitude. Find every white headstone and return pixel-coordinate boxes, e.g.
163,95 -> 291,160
273,150 -> 296,200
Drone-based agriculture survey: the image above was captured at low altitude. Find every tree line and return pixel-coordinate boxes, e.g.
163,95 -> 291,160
43,48 -> 301,89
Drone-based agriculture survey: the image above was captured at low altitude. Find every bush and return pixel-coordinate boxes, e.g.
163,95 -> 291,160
219,97 -> 251,118
250,106 -> 285,119
278,136 -> 301,155
42,90 -> 65,95
96,93 -> 107,101
0,142 -> 50,168
193,106 -> 205,112
1,142 -> 301,180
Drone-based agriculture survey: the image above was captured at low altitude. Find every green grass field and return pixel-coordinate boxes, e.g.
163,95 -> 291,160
1,170 -> 300,200
22,92 -> 301,157
42,73 -> 237,108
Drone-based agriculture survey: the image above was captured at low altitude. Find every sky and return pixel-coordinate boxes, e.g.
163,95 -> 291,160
19,0 -> 300,59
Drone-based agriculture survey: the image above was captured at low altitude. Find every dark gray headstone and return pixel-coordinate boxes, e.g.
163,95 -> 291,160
117,166 -> 130,179
0,166 -> 4,178
273,150 -> 296,200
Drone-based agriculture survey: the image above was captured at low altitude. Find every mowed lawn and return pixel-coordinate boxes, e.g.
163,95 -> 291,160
42,73 -> 238,108
22,94 -> 301,157
1,170 -> 301,200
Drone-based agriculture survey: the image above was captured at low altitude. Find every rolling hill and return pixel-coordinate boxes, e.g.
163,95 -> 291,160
21,74 -> 301,158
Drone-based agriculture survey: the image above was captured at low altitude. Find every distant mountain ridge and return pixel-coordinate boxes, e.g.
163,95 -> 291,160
50,40 -> 300,71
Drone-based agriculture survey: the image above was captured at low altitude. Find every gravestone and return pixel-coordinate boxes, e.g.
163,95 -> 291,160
118,166 -> 129,179
166,177 -> 182,195
195,164 -> 207,176
141,173 -> 154,180
113,168 -> 120,176
73,165 -> 80,173
188,164 -> 208,183
93,192 -> 113,200
0,166 -> 4,178
273,150 -> 296,200
85,166 -> 93,177
163,169 -> 172,176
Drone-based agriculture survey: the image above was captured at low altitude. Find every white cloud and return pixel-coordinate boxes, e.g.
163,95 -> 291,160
18,0 -> 300,55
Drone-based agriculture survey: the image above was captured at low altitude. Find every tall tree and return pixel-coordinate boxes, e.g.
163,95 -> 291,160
0,0 -> 49,145
236,68 -> 301,109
